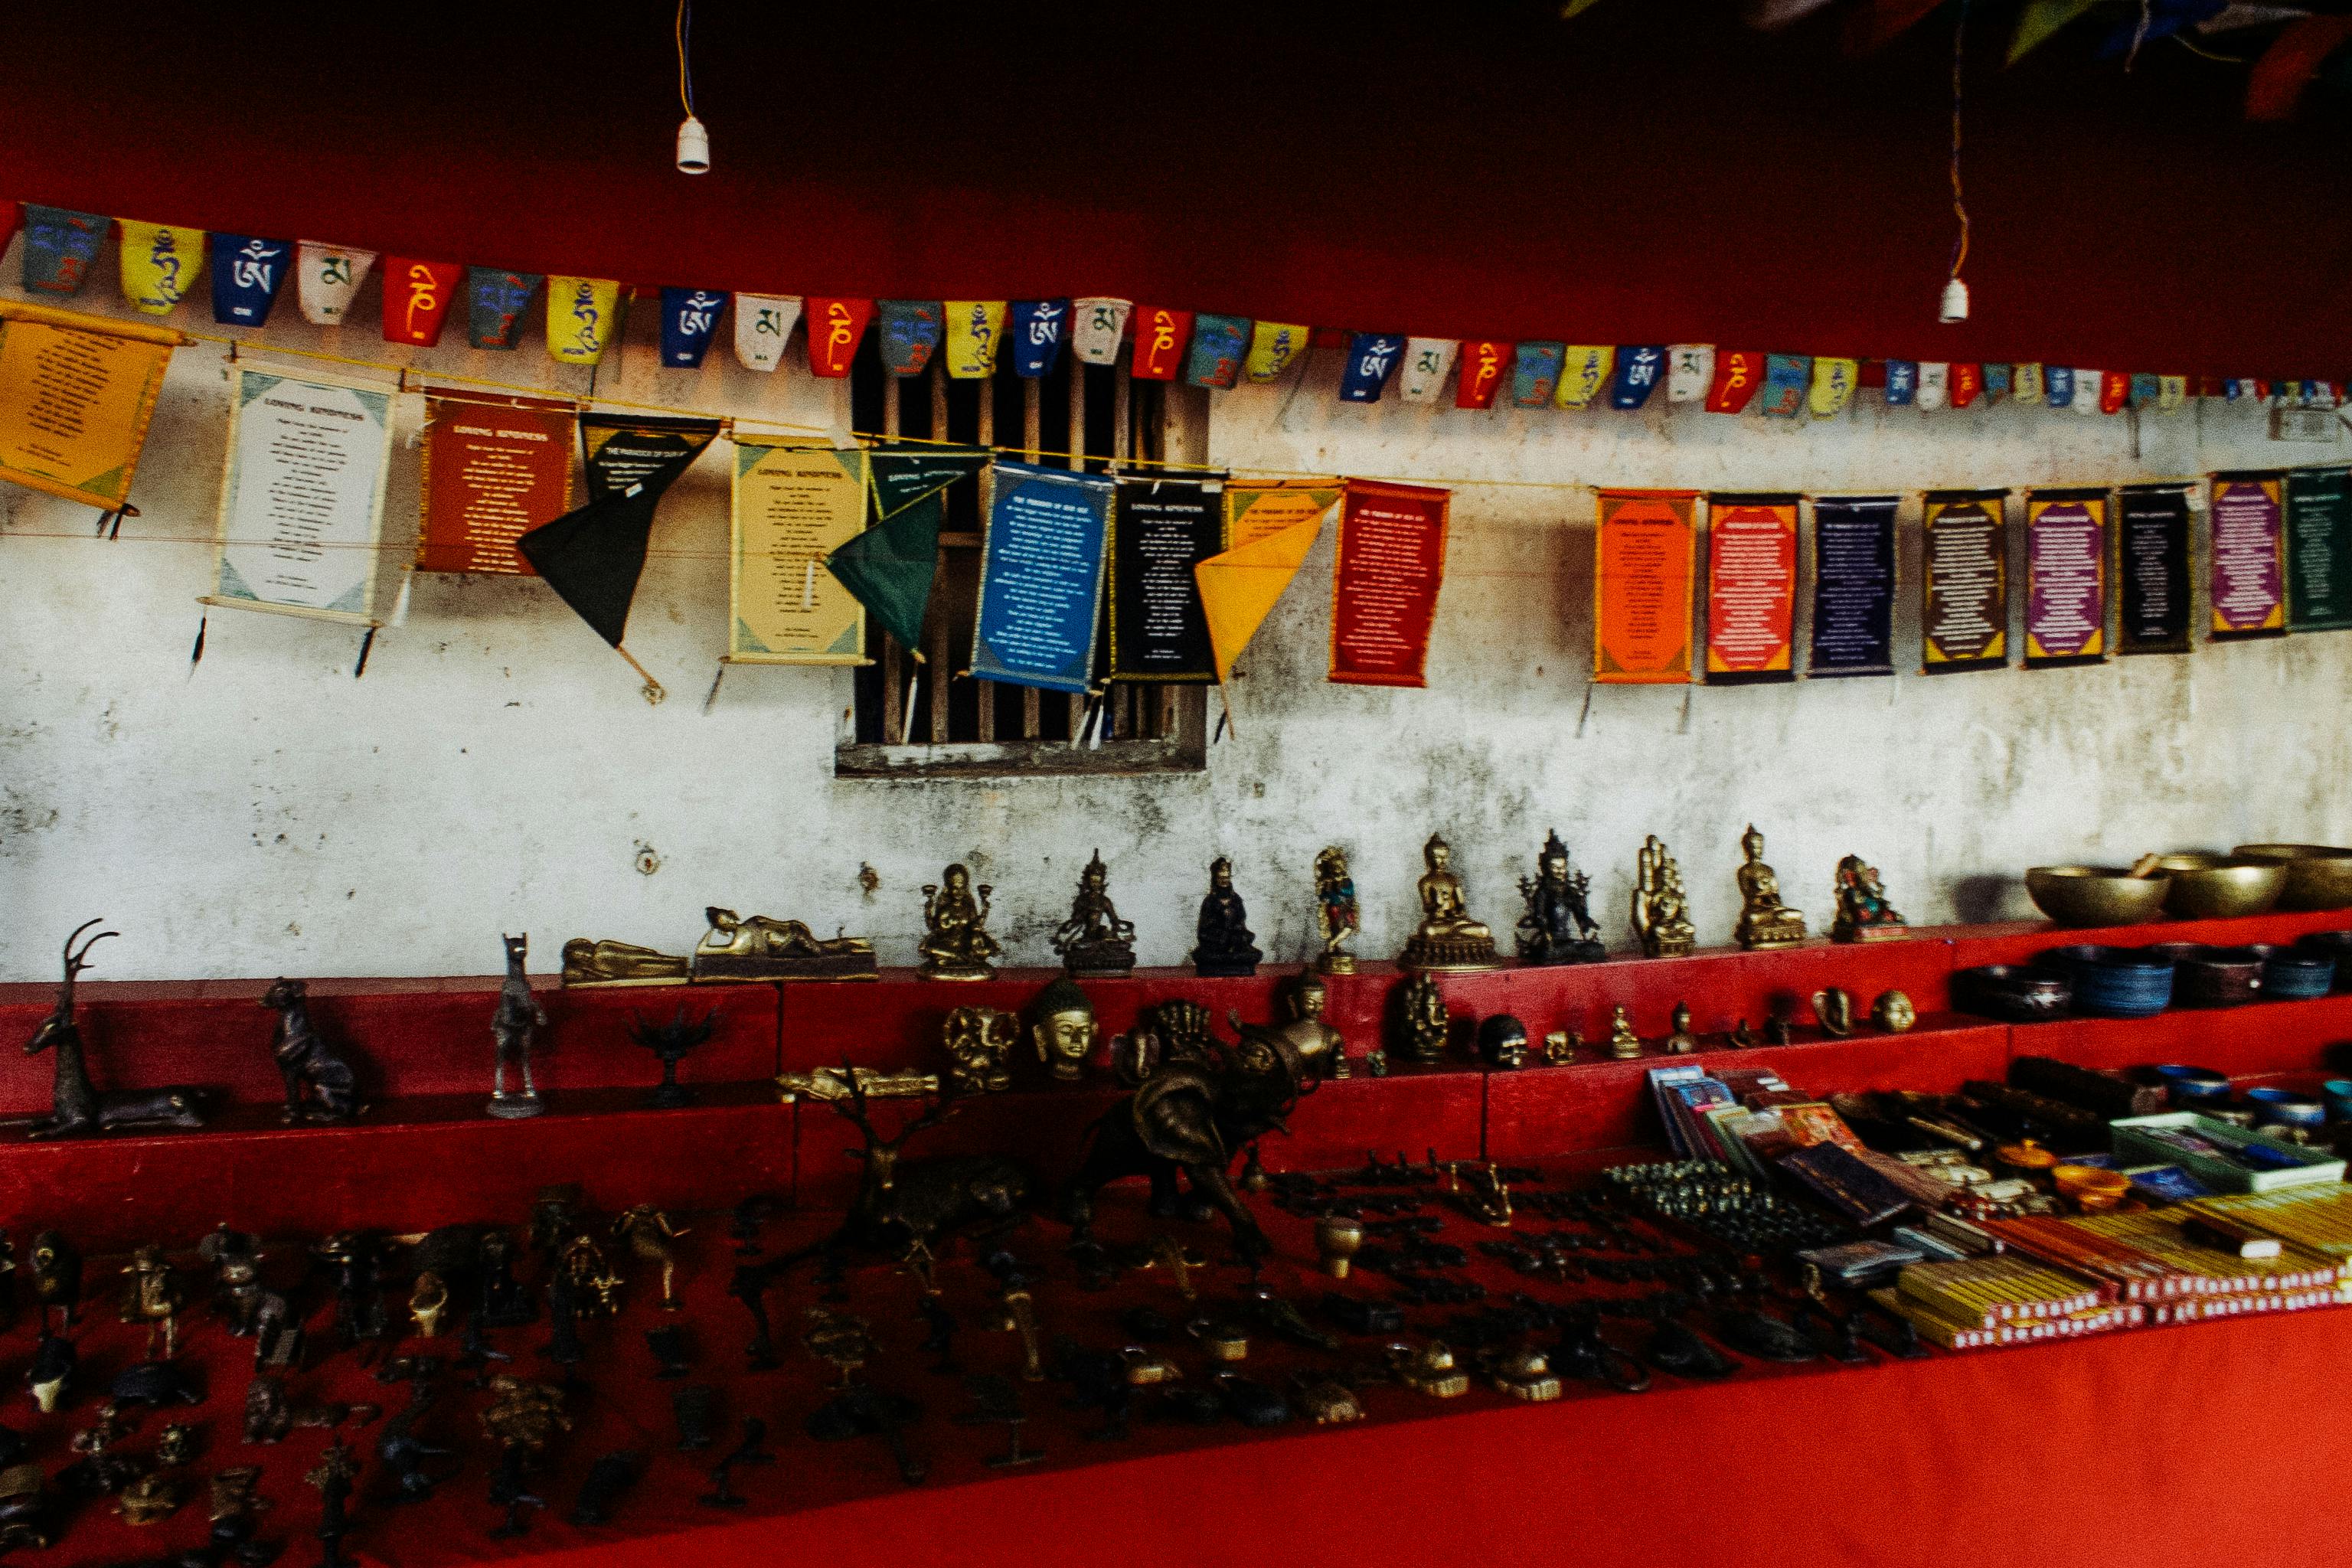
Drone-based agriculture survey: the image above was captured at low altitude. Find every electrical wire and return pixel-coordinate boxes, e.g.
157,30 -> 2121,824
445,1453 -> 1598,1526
676,0 -> 696,117
1948,0 -> 1971,286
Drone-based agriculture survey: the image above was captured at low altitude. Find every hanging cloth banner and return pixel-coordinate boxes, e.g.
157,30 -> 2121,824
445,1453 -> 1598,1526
1922,488 -> 2011,673
1950,363 -> 1984,410
1331,479 -> 1449,688
2285,466 -> 2352,631
1109,472 -> 1225,681
1707,351 -> 1764,413
1667,345 -> 1714,403
519,414 -> 720,648
825,443 -> 991,653
207,363 -> 395,625
2013,363 -> 2044,404
1511,342 -> 1564,407
1398,338 -> 1458,403
1338,333 -> 1403,403
2073,368 -> 2105,416
2023,487 -> 2109,667
1009,300 -> 1069,378
21,206 -> 108,296
728,442 -> 872,665
466,269 -> 541,351
1197,480 -> 1340,686
295,243 -> 374,326
944,301 -> 1008,381
1916,363 -> 1949,410
1704,493 -> 1798,685
805,298 -> 874,377
1609,346 -> 1664,410
2210,470 -> 2288,640
2099,371 -> 2132,415
1808,358 -> 1857,418
1594,489 -> 1698,684
117,221 -> 204,315
1808,495 -> 1898,678
415,395 -> 577,575
1758,354 -> 1810,417
545,276 -> 620,365
734,294 -> 801,372
2043,365 -> 2074,408
1983,363 -> 2013,403
0,300 -> 181,509
1187,314 -> 1251,389
877,300 -> 943,377
1455,340 -> 1510,409
1556,345 -> 1613,410
1132,307 -> 1192,381
2117,482 -> 2194,655
2158,375 -> 2187,412
1883,360 -> 1918,407
659,289 -> 729,369
1244,321 -> 1308,383
970,460 -> 1116,693
382,258 -> 461,347
208,235 -> 291,327
1072,298 -> 1131,367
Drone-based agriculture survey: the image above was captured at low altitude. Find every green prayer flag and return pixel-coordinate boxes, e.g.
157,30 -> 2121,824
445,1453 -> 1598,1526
2008,0 -> 2105,64
827,491 -> 946,653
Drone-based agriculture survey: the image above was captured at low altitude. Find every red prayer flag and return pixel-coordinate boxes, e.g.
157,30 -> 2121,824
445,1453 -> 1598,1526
1950,363 -> 1983,410
381,257 -> 462,346
1706,351 -> 1764,413
805,298 -> 874,377
1455,339 -> 1511,410
1329,479 -> 1449,688
2247,15 -> 2352,121
2099,371 -> 2131,414
1132,307 -> 1192,381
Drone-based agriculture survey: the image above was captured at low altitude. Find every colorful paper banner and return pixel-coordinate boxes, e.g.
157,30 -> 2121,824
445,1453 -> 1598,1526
2210,471 -> 2288,639
877,300 -> 944,377
1984,364 -> 2013,403
1922,488 -> 2011,672
805,298 -> 874,377
1808,358 -> 1857,418
1197,480 -> 1338,685
1707,351 -> 1764,413
1399,338 -> 1458,403
1072,299 -> 1131,367
1132,307 -> 1191,381
416,396 -> 576,575
970,460 -> 1115,693
1758,354 -> 1809,417
1330,479 -> 1449,688
208,235 -> 290,327
944,300 -> 1008,381
295,243 -> 374,327
1109,474 -> 1222,681
1594,489 -> 1698,684
1557,345 -> 1613,410
0,300 -> 181,509
21,206 -> 107,297
383,258 -> 462,347
1883,360 -> 1918,407
1244,321 -> 1309,384
117,221 -> 204,315
1667,345 -> 1714,403
210,364 -> 395,625
466,269 -> 541,350
734,294 -> 801,373
580,413 -> 720,501
1009,300 -> 1069,378
1916,363 -> 1949,410
1950,362 -> 1983,410
2044,365 -> 2075,408
2117,482 -> 2194,655
1455,340 -> 1509,409
729,443 -> 872,665
2014,363 -> 2045,404
544,276 -> 619,365
1338,334 -> 1403,403
1609,346 -> 1665,410
1511,342 -> 1564,407
1187,314 -> 1250,390
2285,466 -> 2352,631
2073,368 -> 2105,416
2100,371 -> 2132,414
659,289 -> 729,369
2024,487 -> 2109,666
1809,495 -> 1898,678
1704,493 -> 1798,684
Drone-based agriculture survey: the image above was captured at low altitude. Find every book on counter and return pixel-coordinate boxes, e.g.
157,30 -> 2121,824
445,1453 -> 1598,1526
1648,1065 -> 1736,1160
1774,1142 -> 1917,1229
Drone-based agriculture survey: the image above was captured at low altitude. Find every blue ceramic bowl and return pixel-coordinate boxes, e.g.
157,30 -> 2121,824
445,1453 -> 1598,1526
2154,1063 -> 2233,1106
2247,942 -> 2335,1001
2243,1086 -> 2327,1134
2040,945 -> 2176,1018
2324,1078 -> 2352,1122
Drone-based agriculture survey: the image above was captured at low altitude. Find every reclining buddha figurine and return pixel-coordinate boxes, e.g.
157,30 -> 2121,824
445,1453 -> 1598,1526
1396,833 -> 1501,973
560,939 -> 691,988
692,908 -> 877,981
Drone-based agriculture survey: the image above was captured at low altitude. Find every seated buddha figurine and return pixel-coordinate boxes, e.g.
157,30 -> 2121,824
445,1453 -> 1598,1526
693,908 -> 876,979
1396,834 -> 1501,973
560,938 -> 690,988
1732,825 -> 1808,950
919,864 -> 1000,982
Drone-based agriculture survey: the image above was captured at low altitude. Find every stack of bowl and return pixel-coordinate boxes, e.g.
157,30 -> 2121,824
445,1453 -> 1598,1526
2234,844 -> 2352,912
2038,945 -> 2176,1018
2151,853 -> 2286,920
2024,865 -> 2171,928
2145,944 -> 2265,1008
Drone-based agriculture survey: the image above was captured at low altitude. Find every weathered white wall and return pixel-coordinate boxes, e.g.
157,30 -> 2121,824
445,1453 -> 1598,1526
2,251 -> 2345,982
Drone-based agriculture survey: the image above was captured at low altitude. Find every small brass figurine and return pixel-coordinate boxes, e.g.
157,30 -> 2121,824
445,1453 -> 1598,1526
1517,831 -> 1606,965
28,1331 -> 74,1413
1053,851 -> 1136,978
31,1230 -> 82,1331
612,1207 -> 689,1311
305,1438 -> 361,1568
1664,1001 -> 1698,1054
918,864 -> 999,982
1312,847 -> 1361,975
1191,858 -> 1262,978
1478,1014 -> 1530,1069
1030,978 -> 1099,1082
1393,973 -> 1452,1064
1397,834 -> 1501,972
1608,1005 -> 1642,1060
25,921 -> 210,1138
1872,989 -> 1918,1033
487,934 -> 548,1119
119,1246 -> 184,1361
942,1007 -> 1018,1096
1544,1029 -> 1579,1064
559,938 -> 690,988
1631,838 -> 1697,959
775,1067 -> 939,1102
1274,975 -> 1348,1081
1733,825 -> 1808,950
481,1377 -> 571,1538
0,1465 -> 56,1553
1812,988 -> 1855,1037
693,909 -> 876,981
1315,1216 -> 1364,1279
1831,855 -> 1909,943
262,978 -> 365,1123
631,1004 -> 720,1109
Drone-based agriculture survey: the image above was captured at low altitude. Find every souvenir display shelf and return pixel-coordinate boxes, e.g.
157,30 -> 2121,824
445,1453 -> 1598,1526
6,905 -> 2352,1568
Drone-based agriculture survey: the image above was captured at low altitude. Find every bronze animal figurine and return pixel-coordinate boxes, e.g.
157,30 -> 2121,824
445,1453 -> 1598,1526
28,1230 -> 80,1330
23,921 -> 210,1138
612,1207 -> 690,1310
487,934 -> 550,1119
261,978 -> 365,1122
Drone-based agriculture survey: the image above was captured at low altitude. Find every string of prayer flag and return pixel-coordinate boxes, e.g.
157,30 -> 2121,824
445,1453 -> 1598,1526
1922,488 -> 2011,672
659,289 -> 729,369
943,301 -> 1008,380
805,298 -> 874,377
1667,345 -> 1714,403
1339,334 -> 1404,403
1244,321 -> 1308,384
1594,489 -> 1697,684
21,206 -> 106,297
1808,495 -> 1897,677
1609,346 -> 1664,410
1707,351 -> 1763,413
1196,480 -> 1338,687
1511,342 -> 1564,407
1188,314 -> 1251,390
1558,345 -> 1613,410
1330,479 -> 1449,688
1758,354 -> 1808,416
295,243 -> 374,327
1072,299 -> 1131,367
970,460 -> 1115,693
117,222 -> 203,316
545,276 -> 619,365
209,236 -> 291,328
728,442 -> 871,664
2285,466 -> 2352,631
1455,340 -> 1508,409
1399,338 -> 1457,403
384,258 -> 462,348
2117,482 -> 2194,655
733,294 -> 801,372
0,300 -> 181,510
877,300 -> 944,377
466,269 -> 541,351
416,396 -> 576,575
1009,300 -> 1069,378
209,364 -> 395,625
2024,487 -> 2109,667
1109,473 -> 1223,681
2210,471 -> 2288,639
1704,493 -> 1798,684
1132,307 -> 1191,381
1808,358 -> 1857,418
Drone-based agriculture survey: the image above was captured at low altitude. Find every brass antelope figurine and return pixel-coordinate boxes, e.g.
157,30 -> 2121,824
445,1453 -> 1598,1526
23,920 -> 209,1139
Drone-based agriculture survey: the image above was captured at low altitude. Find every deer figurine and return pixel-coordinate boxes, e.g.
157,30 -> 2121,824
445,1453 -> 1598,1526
24,920 -> 209,1139
485,934 -> 549,1119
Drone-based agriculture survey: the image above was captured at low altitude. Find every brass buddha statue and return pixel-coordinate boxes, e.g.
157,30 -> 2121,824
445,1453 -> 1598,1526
1830,854 -> 1909,943
919,864 -> 999,982
1733,825 -> 1808,950
1396,834 -> 1501,973
560,938 -> 690,988
1030,977 -> 1099,1082
692,909 -> 876,980
1631,835 -> 1697,958
1233,974 -> 1348,1083
1052,851 -> 1136,979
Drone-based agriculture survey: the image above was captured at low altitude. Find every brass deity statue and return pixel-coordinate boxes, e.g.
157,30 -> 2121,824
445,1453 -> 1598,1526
1393,973 -> 1453,1064
1396,834 -> 1501,973
1030,977 -> 1099,1082
1733,825 -> 1808,950
693,908 -> 876,981
560,938 -> 690,988
1232,974 -> 1348,1083
1053,851 -> 1136,979
1631,835 -> 1697,958
942,1006 -> 1018,1096
918,864 -> 999,982
1830,854 -> 1909,944
1313,847 -> 1361,975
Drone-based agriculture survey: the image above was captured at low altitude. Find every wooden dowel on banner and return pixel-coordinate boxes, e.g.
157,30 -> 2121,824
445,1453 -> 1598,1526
880,374 -> 904,745
929,366 -> 952,743
975,375 -> 999,743
616,645 -> 667,705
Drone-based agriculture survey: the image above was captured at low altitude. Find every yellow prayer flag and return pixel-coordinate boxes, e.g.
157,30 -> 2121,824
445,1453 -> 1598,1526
1556,345 -> 1614,409
1245,322 -> 1311,383
117,220 -> 204,316
2013,363 -> 2044,405
547,277 -> 621,365
1808,357 -> 1858,418
942,301 -> 1008,380
0,301 -> 181,508
1199,481 -> 1338,684
2158,375 -> 2187,412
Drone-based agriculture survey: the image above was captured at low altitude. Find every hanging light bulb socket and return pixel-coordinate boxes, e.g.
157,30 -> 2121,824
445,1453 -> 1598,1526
676,114 -> 710,175
1939,276 -> 1970,324
672,0 -> 707,175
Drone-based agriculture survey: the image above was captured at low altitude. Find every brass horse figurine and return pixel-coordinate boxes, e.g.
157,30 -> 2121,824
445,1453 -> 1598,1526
23,920 -> 209,1139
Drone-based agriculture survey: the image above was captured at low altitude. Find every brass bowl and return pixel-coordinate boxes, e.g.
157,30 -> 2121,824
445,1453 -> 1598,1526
2024,865 -> 2172,928
2233,844 -> 2352,911
2154,854 -> 2285,920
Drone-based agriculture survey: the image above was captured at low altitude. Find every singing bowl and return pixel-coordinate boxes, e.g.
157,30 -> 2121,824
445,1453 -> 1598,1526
2153,854 -> 2287,921
2233,844 -> 2352,911
2024,865 -> 2173,928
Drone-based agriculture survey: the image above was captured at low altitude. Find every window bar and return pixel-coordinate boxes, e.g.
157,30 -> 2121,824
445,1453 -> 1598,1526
1109,363 -> 1132,740
975,369 -> 998,743
880,374 -> 905,745
928,363 -> 952,743
1067,362 -> 1093,742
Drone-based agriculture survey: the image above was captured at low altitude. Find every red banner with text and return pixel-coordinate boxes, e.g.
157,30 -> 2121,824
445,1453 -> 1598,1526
1704,493 -> 1797,683
1329,479 -> 1450,687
